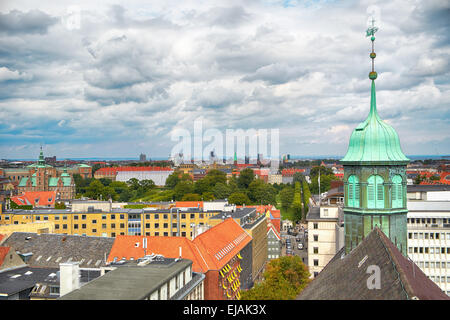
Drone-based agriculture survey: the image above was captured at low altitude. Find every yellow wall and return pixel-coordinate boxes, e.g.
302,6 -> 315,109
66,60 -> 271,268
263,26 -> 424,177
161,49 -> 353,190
0,221 -> 55,238
0,210 -> 219,240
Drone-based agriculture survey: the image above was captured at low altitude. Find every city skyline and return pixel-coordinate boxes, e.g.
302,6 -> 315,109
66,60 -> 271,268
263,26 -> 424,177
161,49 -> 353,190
1,0 -> 449,159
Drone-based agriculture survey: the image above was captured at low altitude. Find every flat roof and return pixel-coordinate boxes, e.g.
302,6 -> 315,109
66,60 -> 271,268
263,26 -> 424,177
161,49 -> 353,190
59,258 -> 192,300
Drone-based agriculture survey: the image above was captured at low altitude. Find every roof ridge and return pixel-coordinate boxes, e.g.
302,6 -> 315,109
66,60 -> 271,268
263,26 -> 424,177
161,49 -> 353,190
374,228 -> 411,299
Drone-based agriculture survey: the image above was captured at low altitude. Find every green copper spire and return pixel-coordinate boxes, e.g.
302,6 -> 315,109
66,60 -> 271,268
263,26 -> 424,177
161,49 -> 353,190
342,20 -> 409,257
38,145 -> 45,165
341,22 -> 409,165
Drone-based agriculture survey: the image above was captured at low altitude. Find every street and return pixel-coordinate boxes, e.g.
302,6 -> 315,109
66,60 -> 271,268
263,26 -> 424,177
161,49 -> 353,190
280,225 -> 308,266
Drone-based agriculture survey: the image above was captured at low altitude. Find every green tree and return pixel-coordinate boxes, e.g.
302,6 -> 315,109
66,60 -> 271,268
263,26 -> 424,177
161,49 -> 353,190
249,181 -> 277,205
292,182 -> 303,222
240,256 -> 310,300
165,171 -> 181,188
301,180 -> 311,219
228,192 -> 251,205
181,193 -> 202,201
279,186 -> 294,210
55,202 -> 66,209
84,180 -> 105,200
213,182 -> 231,199
173,180 -> 195,200
202,192 -> 215,201
237,168 -> 255,189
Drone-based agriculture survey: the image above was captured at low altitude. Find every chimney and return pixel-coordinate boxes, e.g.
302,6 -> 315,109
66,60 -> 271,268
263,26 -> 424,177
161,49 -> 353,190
59,261 -> 80,297
179,246 -> 182,259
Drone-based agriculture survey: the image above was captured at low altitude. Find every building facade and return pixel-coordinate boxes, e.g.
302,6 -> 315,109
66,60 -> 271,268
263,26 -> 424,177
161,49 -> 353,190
307,205 -> 343,277
407,200 -> 450,296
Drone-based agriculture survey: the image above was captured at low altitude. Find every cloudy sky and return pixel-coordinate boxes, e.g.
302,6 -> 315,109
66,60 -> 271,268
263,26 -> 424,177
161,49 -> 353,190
0,0 -> 449,160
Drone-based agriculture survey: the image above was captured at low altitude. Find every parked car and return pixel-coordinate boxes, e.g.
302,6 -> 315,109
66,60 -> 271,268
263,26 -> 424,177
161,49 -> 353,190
297,243 -> 304,250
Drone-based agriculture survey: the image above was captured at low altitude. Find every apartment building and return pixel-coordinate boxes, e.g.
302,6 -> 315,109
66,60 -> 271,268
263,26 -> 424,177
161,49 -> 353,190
306,205 -> 344,278
407,200 -> 450,296
0,207 -> 221,240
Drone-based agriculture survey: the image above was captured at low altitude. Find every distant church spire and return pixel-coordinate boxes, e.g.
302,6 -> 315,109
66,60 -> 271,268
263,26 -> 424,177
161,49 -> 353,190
38,145 -> 45,166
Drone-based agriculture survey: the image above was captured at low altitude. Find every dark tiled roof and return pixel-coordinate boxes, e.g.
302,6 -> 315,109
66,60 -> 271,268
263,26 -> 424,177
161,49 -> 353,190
297,228 -> 449,300
2,232 -> 115,269
0,266 -> 59,296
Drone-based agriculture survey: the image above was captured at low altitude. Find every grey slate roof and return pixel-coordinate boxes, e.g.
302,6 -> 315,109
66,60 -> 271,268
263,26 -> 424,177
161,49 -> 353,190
59,258 -> 193,300
297,228 -> 450,300
0,266 -> 59,297
2,232 -> 115,269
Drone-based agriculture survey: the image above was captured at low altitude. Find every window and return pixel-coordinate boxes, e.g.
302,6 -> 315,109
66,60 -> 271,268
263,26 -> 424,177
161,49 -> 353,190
92,229 -> 97,233
55,224 -> 60,230
92,220 -> 97,224
313,259 -> 319,266
146,223 -> 150,228
190,214 -> 195,219
155,223 -> 159,228
313,247 -> 319,254
155,214 -> 159,219
74,224 -> 78,229
146,214 -> 150,220
163,214 -> 168,220
74,215 -> 78,220
102,224 -> 107,229
82,224 -> 86,229
164,223 -> 168,228
313,223 -> 318,229
102,215 -> 107,220
120,214 -> 125,219
63,215 -> 67,220
62,224 -> 67,230
111,214 -> 115,219
172,223 -> 177,228
120,223 -> 125,228
111,223 -> 116,229
313,235 -> 318,242
347,175 -> 360,207
391,175 -> 403,208
36,216 -> 41,221
181,214 -> 186,219
367,175 -> 384,209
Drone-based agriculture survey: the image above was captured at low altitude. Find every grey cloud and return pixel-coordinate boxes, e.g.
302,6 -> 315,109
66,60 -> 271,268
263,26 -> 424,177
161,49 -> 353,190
241,63 -> 306,84
0,9 -> 58,35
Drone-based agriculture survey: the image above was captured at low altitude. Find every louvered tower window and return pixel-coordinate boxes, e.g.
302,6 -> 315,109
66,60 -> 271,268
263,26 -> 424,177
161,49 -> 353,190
347,175 -> 360,207
392,175 -> 403,208
367,175 -> 384,209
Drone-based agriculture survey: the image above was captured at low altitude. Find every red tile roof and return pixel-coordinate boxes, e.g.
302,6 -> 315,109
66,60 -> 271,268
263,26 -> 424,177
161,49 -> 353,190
0,247 -> 10,267
193,218 -> 252,270
96,166 -> 173,175
175,201 -> 204,208
107,218 -> 251,273
281,168 -> 305,176
11,191 -> 57,207
267,224 -> 281,240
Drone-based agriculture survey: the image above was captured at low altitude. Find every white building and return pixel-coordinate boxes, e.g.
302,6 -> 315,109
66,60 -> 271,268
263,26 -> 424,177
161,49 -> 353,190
307,205 -> 344,278
407,200 -> 450,296
115,170 -> 174,186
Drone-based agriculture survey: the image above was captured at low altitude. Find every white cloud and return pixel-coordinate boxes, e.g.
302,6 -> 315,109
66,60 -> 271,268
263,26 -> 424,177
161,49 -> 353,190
0,0 -> 449,158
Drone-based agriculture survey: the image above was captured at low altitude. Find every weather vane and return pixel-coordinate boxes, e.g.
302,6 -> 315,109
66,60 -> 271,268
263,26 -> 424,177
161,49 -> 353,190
367,16 -> 378,81
366,16 -> 378,37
